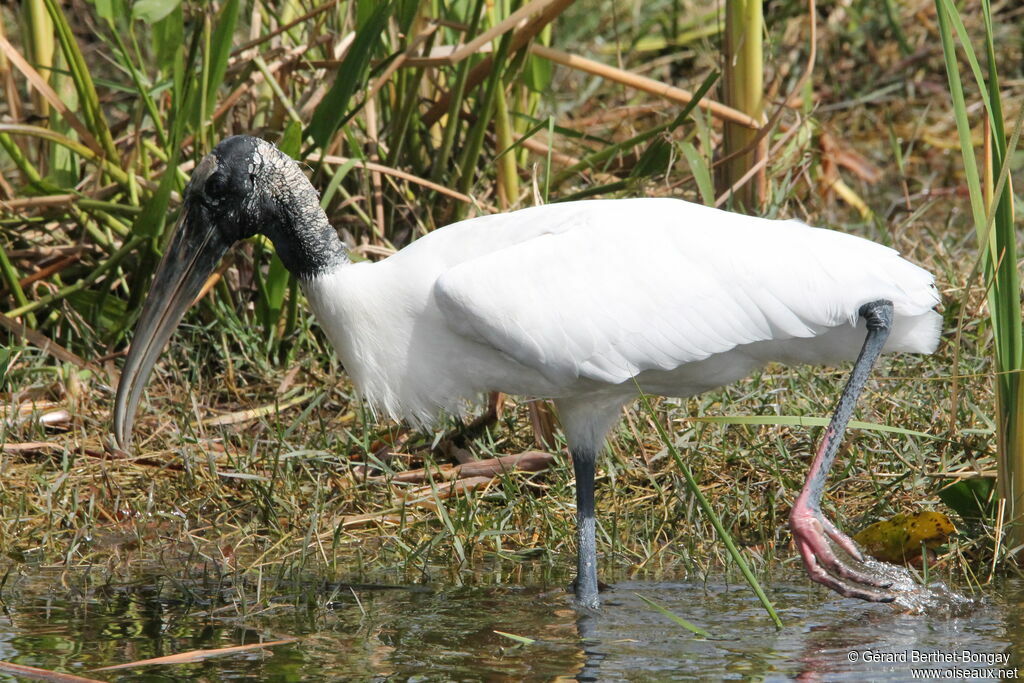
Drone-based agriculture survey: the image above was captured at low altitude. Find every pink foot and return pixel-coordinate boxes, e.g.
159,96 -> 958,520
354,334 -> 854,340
790,504 -> 895,602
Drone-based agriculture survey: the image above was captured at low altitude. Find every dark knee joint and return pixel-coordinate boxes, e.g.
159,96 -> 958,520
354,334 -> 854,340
859,300 -> 893,332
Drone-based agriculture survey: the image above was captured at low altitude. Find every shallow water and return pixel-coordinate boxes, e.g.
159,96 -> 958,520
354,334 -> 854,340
0,570 -> 1019,681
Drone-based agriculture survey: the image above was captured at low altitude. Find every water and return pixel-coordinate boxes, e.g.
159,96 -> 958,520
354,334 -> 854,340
0,569 -> 1019,681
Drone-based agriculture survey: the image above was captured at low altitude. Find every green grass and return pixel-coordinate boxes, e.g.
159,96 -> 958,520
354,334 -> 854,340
0,0 -> 1020,608
934,0 -> 1024,554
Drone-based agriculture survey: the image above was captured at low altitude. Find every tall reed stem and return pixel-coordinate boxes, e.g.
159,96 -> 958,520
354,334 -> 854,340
719,0 -> 765,211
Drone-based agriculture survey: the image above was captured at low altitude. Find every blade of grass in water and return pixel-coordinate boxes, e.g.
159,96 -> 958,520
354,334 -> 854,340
493,630 -> 536,645
635,388 -> 783,628
635,594 -> 711,638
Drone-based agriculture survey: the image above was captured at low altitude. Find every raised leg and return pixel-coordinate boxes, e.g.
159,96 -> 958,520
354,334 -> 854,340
573,448 -> 600,609
790,299 -> 897,602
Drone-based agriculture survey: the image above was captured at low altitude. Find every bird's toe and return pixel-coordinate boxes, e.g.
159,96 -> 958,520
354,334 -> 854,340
819,570 -> 897,603
819,514 -> 865,562
792,512 -> 905,600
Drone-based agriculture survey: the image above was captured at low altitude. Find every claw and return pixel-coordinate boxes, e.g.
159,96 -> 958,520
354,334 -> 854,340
805,557 -> 897,603
794,535 -> 896,601
791,506 -> 895,599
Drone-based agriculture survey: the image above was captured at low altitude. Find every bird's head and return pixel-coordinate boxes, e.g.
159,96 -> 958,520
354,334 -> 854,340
112,135 -> 343,450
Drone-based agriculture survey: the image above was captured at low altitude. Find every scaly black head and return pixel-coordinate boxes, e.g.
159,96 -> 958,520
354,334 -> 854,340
113,135 -> 345,449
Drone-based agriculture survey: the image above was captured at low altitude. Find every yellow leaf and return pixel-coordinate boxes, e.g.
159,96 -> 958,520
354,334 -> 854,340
854,511 -> 956,564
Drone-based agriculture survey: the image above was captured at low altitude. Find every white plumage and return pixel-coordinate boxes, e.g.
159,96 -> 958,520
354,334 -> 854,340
115,137 -> 943,610
304,197 -> 939,432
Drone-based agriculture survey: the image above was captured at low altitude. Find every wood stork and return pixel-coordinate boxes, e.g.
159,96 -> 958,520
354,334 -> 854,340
113,135 -> 941,610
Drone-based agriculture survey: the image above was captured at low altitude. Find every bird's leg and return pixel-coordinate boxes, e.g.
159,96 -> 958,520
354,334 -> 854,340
790,299 -> 897,602
572,448 -> 600,609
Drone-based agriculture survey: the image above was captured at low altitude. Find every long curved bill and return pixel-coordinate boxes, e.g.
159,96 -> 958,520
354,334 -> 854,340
113,189 -> 231,450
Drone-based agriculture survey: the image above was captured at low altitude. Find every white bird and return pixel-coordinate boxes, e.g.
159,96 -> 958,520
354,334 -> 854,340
114,136 -> 942,609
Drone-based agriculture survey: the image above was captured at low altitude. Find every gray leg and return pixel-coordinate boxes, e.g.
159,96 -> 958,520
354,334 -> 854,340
573,448 -> 600,609
790,299 -> 897,601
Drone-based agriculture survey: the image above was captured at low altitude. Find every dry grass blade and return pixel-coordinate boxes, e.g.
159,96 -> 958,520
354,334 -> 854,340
0,123 -> 130,185
0,660 -> 107,683
1,400 -> 61,417
453,450 -> 553,478
92,638 -> 298,671
363,22 -> 440,102
14,253 -> 80,289
1,193 -> 76,209
422,0 -> 574,126
309,153 -> 473,203
406,0 -> 559,67
513,135 -> 620,184
230,0 -> 338,56
383,451 -> 554,483
201,389 -> 317,427
1,441 -> 63,454
826,177 -> 874,219
714,117 -> 803,208
0,312 -> 101,371
928,469 -> 998,480
0,35 -> 104,156
334,511 -> 404,530
529,44 -> 759,129
403,475 -> 497,507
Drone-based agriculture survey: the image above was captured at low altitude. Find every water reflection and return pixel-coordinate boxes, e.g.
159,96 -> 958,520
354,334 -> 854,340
570,581 -> 1014,681
0,569 -> 1019,681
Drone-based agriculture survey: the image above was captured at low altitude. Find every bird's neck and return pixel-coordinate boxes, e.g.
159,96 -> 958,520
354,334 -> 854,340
253,139 -> 350,279
291,208 -> 348,279
267,198 -> 349,280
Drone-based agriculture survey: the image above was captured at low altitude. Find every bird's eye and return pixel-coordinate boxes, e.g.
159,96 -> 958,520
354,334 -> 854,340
204,172 -> 230,201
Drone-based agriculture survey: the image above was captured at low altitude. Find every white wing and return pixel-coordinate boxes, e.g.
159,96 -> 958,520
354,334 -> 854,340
434,199 -> 938,386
